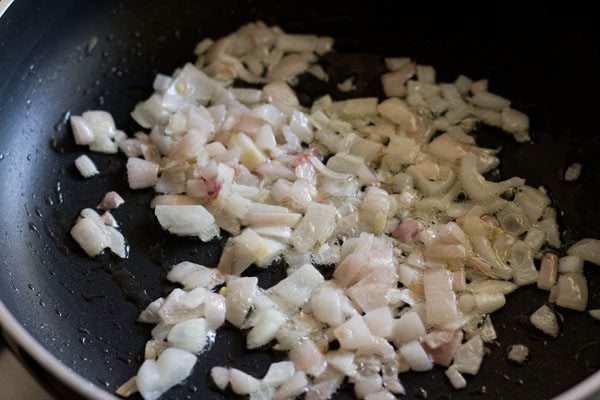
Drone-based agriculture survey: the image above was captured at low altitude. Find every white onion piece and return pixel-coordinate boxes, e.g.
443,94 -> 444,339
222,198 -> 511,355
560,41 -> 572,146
136,348 -> 196,400
400,341 -> 433,372
558,255 -> 584,274
127,157 -> 159,189
273,371 -> 309,400
211,367 -> 230,391
229,368 -> 262,395
423,268 -> 458,327
589,310 -> 600,320
97,191 -> 124,210
530,305 -> 559,337
291,202 -> 337,252
555,272 -> 588,312
460,153 -> 524,200
567,238 -> 600,265
70,208 -> 126,258
262,361 -> 296,387
474,293 -> 506,314
363,307 -> 394,338
305,370 -> 344,400
247,308 -> 286,349
507,344 -> 529,363
467,280 -> 517,295
453,335 -> 484,375
326,351 -> 357,377
334,315 -> 374,350
225,277 -> 257,328
158,287 -> 207,325
70,116 -> 95,145
155,205 -> 218,241
289,339 -> 327,377
311,290 -> 344,326
445,365 -> 467,390
204,292 -> 226,329
468,92 -> 510,111
74,155 -> 99,178
167,318 -> 208,354
391,311 -> 426,346
364,390 -> 396,400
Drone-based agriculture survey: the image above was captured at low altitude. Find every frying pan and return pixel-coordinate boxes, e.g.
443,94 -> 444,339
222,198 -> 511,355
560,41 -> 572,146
0,1 -> 599,399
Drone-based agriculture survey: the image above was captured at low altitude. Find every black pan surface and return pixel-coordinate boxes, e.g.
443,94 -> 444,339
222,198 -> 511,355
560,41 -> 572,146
1,1 -> 599,399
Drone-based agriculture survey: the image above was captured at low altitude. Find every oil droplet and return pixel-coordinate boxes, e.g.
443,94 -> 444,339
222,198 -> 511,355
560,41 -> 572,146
27,284 -> 35,291
78,327 -> 90,334
44,195 -> 54,206
35,207 -> 43,218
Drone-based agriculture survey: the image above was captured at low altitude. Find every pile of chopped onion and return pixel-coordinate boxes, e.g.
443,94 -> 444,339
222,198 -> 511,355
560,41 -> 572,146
65,22 -> 600,400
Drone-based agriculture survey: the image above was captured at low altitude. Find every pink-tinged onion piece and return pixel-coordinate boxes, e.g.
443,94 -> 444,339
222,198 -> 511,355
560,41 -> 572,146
289,339 -> 327,377
97,191 -> 124,210
421,330 -> 463,367
70,116 -> 95,145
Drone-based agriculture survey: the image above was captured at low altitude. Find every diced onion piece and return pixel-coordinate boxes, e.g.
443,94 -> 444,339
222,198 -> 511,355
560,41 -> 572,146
326,351 -> 357,377
127,157 -> 159,189
289,339 -> 327,377
421,330 -> 463,367
97,191 -> 124,210
263,361 -> 296,387
229,368 -> 261,395
564,163 -> 582,182
167,318 -> 208,354
363,307 -> 394,338
211,367 -> 230,391
423,269 -> 458,327
136,348 -> 196,400
530,305 -> 559,337
509,241 -> 538,286
468,92 -> 510,111
474,293 -> 506,314
70,208 -> 126,258
567,238 -> 600,265
507,344 -> 529,363
155,205 -> 218,241
271,264 -> 324,307
391,311 -> 426,346
273,371 -> 309,400
460,153 -> 524,200
558,255 -> 584,274
453,335 -> 484,375
74,155 -> 99,178
225,277 -> 258,328
555,272 -> 588,312
537,253 -> 558,290
399,341 -> 433,372
501,108 -> 529,133
589,310 -> 600,321
334,315 -> 374,350
445,365 -> 466,390
70,116 -> 95,145
247,308 -> 286,349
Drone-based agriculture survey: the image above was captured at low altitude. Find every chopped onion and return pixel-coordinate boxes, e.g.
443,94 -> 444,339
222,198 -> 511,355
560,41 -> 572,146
530,305 -> 559,337
211,367 -> 230,391
453,335 -> 484,375
399,341 -> 433,372
445,365 -> 467,390
74,155 -> 99,178
229,368 -> 261,395
555,272 -> 588,312
97,191 -> 124,210
507,344 -> 528,363
567,238 -> 600,265
136,348 -> 196,400
289,339 -> 327,377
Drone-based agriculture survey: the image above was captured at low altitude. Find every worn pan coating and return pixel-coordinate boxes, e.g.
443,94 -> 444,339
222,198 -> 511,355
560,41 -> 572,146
0,1 -> 599,399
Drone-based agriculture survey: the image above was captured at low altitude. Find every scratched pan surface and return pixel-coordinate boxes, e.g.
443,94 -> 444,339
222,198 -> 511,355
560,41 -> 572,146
0,1 -> 599,399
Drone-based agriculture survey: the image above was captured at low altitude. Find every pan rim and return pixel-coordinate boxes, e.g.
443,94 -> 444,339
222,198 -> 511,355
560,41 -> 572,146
0,0 -> 599,398
0,300 -> 117,400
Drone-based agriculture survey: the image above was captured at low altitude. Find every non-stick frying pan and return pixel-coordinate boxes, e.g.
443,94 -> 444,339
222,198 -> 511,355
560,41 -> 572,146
1,1 -> 599,399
